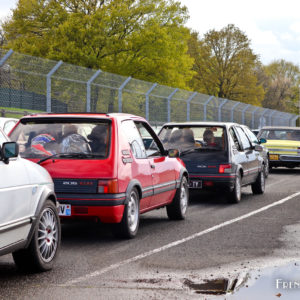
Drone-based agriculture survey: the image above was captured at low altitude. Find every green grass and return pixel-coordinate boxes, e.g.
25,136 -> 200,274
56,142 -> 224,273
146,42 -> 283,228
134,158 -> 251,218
0,106 -> 44,119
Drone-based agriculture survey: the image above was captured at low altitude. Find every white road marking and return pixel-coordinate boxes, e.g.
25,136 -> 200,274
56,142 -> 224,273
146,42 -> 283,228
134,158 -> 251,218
64,191 -> 300,286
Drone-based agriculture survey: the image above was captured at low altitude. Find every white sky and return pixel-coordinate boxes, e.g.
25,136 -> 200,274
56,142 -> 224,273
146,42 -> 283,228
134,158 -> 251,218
1,0 -> 300,65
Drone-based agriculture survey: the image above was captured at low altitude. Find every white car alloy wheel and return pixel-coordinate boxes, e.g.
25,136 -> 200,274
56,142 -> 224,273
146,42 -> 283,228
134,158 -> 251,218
38,207 -> 59,263
235,175 -> 241,201
180,181 -> 188,215
127,190 -> 139,233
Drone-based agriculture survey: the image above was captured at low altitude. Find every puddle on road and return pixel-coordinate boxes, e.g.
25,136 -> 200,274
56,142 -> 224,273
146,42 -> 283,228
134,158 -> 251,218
183,278 -> 233,295
183,261 -> 300,299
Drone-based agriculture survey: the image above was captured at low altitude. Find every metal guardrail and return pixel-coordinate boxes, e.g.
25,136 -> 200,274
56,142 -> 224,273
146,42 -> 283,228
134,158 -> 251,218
0,49 -> 298,127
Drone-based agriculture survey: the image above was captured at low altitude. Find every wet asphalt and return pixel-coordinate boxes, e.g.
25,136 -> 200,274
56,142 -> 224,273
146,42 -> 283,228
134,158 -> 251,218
0,168 -> 300,299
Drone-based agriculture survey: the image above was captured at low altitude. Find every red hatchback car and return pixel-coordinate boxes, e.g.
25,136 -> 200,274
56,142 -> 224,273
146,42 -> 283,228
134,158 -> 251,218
9,113 -> 188,238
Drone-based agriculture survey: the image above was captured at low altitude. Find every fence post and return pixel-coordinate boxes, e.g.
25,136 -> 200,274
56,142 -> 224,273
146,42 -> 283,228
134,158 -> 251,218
251,107 -> 260,129
259,108 -> 269,128
186,92 -> 197,121
86,70 -> 101,112
290,115 -> 299,126
167,88 -> 178,122
230,102 -> 240,122
0,49 -> 13,67
268,110 -> 276,126
241,104 -> 251,125
203,96 -> 214,121
118,76 -> 131,113
46,60 -> 63,113
145,83 -> 157,121
218,99 -> 228,121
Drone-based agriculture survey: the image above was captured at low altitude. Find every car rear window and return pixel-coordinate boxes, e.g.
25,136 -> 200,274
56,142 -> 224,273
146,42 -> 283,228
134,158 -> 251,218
9,119 -> 111,159
159,126 -> 227,153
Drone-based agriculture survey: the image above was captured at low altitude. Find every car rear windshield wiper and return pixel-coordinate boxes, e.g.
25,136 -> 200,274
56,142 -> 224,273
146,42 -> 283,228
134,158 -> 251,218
180,147 -> 222,156
37,153 -> 102,164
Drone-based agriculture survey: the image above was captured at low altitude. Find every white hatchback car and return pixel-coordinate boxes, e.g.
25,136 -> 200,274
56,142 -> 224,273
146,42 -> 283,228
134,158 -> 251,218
0,127 -> 60,271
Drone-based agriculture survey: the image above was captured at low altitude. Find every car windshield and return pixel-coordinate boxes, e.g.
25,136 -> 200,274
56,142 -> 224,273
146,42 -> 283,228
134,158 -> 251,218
9,120 -> 111,159
158,126 -> 227,154
259,129 -> 300,141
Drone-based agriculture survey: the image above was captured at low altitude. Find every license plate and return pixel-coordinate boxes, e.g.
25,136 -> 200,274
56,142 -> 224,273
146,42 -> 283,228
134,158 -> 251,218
269,154 -> 279,160
59,204 -> 71,216
189,180 -> 202,189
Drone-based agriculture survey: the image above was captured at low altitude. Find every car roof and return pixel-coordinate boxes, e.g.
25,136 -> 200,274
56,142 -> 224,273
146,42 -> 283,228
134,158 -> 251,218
19,113 -> 146,123
260,126 -> 300,131
161,121 -> 240,128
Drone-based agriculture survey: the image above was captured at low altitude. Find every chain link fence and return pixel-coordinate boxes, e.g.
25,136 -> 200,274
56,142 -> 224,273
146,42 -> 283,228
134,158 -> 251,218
0,49 -> 298,127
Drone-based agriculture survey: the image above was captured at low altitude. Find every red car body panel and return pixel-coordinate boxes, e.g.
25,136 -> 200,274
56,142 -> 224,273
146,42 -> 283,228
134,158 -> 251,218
10,113 -> 186,223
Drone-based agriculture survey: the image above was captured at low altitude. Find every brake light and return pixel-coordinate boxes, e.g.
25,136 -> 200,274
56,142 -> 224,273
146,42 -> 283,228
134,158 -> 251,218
98,179 -> 118,193
219,164 -> 232,174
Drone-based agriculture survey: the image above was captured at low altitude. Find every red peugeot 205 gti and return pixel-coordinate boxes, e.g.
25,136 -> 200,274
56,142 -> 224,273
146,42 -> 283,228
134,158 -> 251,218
10,113 -> 188,238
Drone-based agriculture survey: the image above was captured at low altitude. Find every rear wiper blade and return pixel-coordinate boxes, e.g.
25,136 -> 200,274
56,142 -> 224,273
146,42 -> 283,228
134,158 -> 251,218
37,152 -> 96,164
180,147 -> 221,156
180,148 -> 201,156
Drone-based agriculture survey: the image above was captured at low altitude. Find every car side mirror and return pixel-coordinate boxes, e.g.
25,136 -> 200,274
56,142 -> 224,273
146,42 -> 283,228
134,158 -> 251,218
167,149 -> 180,158
1,142 -> 19,164
259,138 -> 267,144
254,144 -> 263,152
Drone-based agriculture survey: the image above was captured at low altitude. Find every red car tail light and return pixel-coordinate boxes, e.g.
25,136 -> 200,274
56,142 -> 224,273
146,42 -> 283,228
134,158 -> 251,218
98,179 -> 118,193
204,181 -> 214,187
219,164 -> 232,174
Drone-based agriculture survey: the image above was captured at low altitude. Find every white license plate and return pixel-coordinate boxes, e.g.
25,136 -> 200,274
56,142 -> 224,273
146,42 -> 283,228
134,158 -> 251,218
189,180 -> 202,189
59,204 -> 71,216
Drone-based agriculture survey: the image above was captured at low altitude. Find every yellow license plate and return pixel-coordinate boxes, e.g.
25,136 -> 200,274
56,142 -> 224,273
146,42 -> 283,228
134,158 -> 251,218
270,154 -> 279,160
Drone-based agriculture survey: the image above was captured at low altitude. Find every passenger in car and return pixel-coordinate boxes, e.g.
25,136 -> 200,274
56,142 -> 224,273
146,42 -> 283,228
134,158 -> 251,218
87,125 -> 108,155
203,129 -> 217,147
165,129 -> 182,149
181,128 -> 196,150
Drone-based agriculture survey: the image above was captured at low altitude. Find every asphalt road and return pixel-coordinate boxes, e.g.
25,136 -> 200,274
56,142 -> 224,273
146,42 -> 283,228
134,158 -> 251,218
1,168 -> 300,299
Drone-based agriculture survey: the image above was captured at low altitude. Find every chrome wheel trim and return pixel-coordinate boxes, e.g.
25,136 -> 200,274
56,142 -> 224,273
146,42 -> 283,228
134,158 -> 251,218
236,176 -> 241,201
180,182 -> 188,215
127,191 -> 139,233
261,171 -> 265,191
37,207 -> 58,263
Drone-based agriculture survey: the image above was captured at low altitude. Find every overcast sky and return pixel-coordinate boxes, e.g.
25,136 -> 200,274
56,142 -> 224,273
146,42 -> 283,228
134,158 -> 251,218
1,0 -> 300,66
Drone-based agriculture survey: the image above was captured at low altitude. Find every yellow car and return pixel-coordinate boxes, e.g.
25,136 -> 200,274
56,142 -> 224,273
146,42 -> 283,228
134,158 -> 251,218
258,126 -> 300,169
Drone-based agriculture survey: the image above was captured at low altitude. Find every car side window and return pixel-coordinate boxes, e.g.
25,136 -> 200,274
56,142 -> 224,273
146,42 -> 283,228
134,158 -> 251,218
229,127 -> 242,151
236,127 -> 251,150
244,127 -> 259,144
121,120 -> 147,159
135,122 -> 161,157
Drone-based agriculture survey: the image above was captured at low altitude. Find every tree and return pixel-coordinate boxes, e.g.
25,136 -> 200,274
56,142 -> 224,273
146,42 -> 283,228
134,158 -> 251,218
261,60 -> 300,113
187,25 -> 264,106
1,0 -> 194,89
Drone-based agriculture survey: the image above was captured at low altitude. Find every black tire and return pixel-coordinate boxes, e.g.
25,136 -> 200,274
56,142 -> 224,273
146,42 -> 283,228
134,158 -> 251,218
251,170 -> 265,194
13,200 -> 61,272
227,173 -> 242,204
167,176 -> 189,220
113,188 -> 140,239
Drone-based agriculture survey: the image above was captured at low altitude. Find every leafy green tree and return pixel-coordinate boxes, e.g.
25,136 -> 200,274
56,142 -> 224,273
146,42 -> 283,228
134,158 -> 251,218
2,0 -> 194,89
187,25 -> 264,106
260,59 -> 300,114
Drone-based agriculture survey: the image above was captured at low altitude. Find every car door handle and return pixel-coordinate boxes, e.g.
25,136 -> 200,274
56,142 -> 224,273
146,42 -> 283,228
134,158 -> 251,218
150,164 -> 155,169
